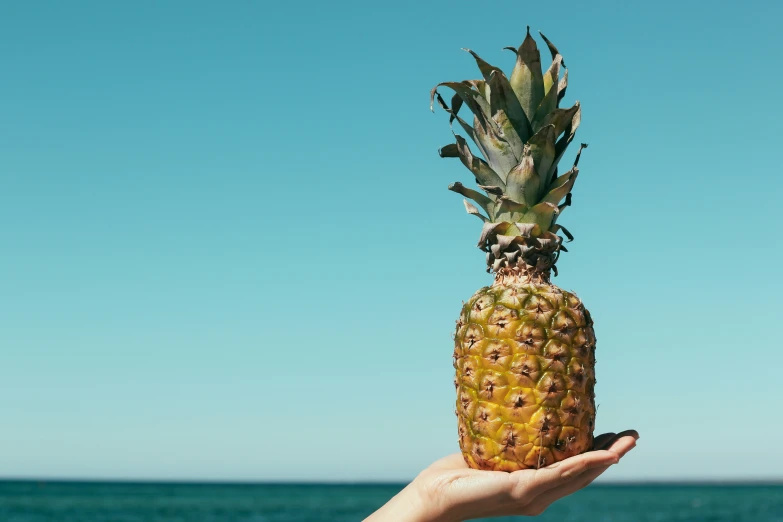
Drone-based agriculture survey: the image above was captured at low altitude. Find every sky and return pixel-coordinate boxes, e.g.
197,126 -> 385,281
1,0 -> 782,483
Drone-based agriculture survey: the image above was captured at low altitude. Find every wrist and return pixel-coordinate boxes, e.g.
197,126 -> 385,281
408,477 -> 463,522
365,479 -> 457,522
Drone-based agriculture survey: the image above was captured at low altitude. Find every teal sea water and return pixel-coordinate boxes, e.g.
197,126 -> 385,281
1,481 -> 781,521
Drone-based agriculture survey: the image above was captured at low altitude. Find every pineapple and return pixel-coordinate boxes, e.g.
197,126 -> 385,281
431,27 -> 596,471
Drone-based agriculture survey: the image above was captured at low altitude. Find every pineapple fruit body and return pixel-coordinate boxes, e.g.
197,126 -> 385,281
454,278 -> 596,471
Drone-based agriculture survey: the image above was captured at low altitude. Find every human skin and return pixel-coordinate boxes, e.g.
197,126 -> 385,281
365,430 -> 638,521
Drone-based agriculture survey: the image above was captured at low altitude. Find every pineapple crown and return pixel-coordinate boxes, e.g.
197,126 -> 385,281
431,27 -> 585,277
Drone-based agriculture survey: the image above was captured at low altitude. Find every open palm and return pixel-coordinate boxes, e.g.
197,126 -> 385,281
404,430 -> 638,521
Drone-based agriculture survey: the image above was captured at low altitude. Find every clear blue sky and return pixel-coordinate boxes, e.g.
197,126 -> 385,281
1,0 -> 781,482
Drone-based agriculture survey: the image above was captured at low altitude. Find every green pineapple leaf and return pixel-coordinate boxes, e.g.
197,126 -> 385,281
462,48 -> 499,82
479,185 -> 504,197
505,153 -> 539,207
430,81 -> 490,126
493,196 -> 528,223
539,31 -> 565,69
534,102 -> 580,138
533,54 -> 562,128
449,182 -> 495,216
487,69 -> 530,148
509,27 -> 545,125
540,168 -> 578,205
557,68 -> 568,105
526,125 -> 557,194
461,48 -> 531,142
472,113 -> 519,181
552,104 -> 581,174
439,143 -> 460,158
463,199 -> 489,222
432,89 -> 483,151
454,134 -> 506,189
550,223 -> 574,242
521,201 -> 559,231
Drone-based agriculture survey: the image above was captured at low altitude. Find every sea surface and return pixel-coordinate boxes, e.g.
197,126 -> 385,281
0,481 -> 781,522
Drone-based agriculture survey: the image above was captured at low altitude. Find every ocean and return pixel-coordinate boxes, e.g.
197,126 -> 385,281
0,481 -> 781,521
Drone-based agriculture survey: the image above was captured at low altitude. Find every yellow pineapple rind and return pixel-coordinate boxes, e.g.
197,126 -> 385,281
454,281 -> 596,471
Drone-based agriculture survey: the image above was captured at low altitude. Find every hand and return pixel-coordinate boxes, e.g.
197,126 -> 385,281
365,430 -> 638,522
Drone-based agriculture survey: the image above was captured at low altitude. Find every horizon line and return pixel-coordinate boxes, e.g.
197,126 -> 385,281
1,478 -> 781,487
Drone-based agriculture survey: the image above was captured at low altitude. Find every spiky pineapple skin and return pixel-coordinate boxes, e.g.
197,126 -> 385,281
454,281 -> 596,471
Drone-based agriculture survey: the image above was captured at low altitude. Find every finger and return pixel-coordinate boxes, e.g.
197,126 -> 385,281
616,429 -> 640,440
592,429 -> 639,451
605,434 -> 638,460
592,432 -> 617,450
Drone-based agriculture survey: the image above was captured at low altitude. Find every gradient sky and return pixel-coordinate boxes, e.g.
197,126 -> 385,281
1,0 -> 782,482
